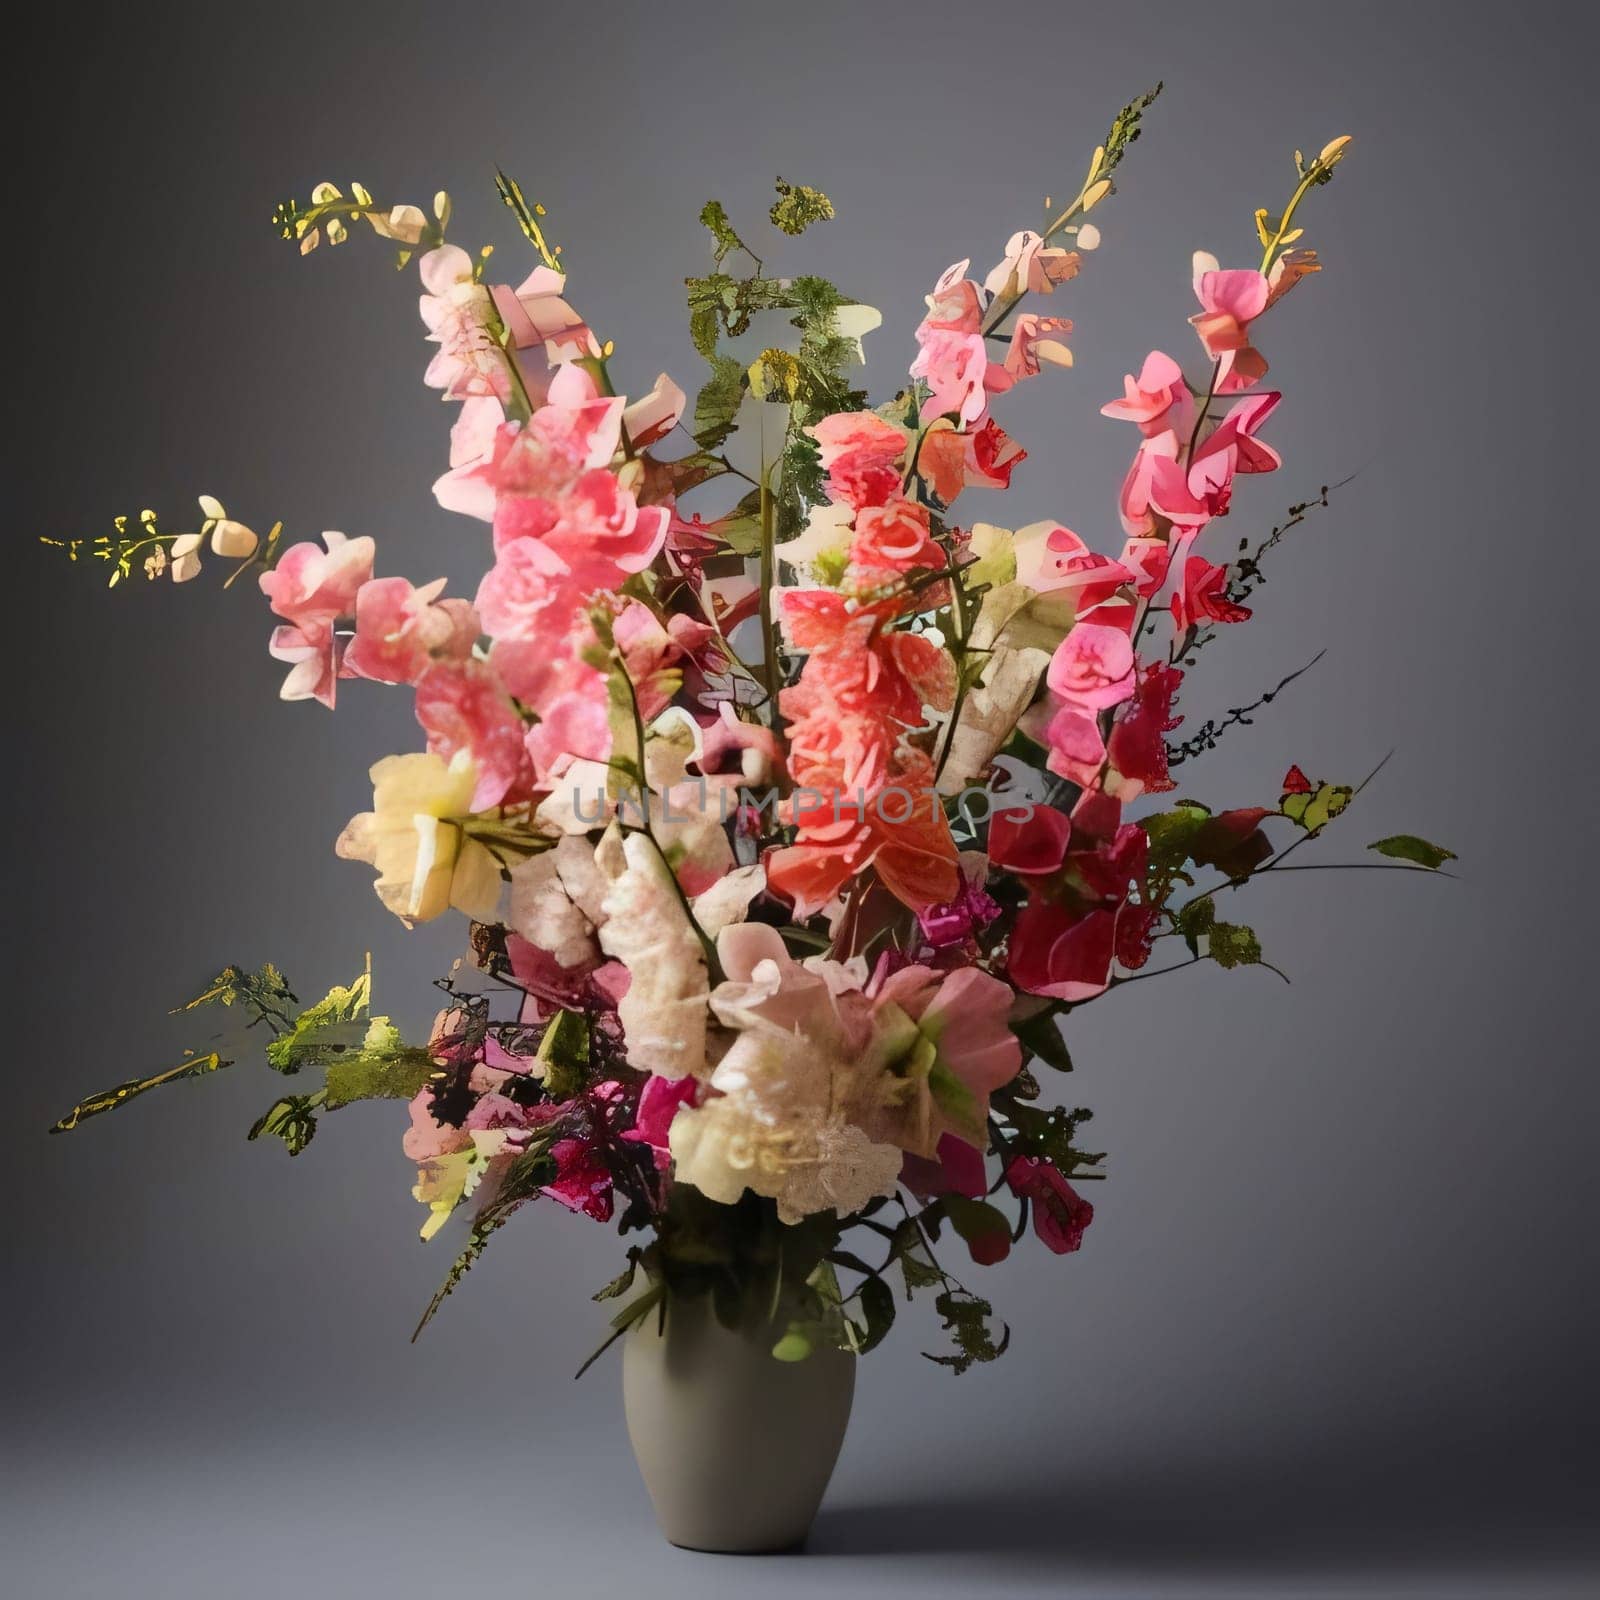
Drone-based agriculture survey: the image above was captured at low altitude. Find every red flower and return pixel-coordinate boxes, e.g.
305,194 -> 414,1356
1005,1156 -> 1094,1253
1107,662 -> 1184,800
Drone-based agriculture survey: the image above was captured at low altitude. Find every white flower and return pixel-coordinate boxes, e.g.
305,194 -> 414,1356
668,925 -> 903,1223
597,833 -> 712,1079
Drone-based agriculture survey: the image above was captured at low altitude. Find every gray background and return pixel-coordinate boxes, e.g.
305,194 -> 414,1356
9,2 -> 1596,1595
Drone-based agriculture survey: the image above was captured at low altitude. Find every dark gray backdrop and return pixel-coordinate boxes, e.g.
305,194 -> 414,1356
10,3 -> 1595,1595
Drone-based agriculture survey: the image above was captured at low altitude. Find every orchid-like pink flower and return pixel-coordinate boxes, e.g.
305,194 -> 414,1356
413,658 -> 531,809
490,264 -> 600,372
1105,661 -> 1184,799
1170,556 -> 1252,630
258,532 -> 375,707
1101,350 -> 1194,437
343,576 -> 476,686
1044,704 -> 1108,788
418,244 -> 512,403
432,397 -> 504,521
911,261 -> 1011,423
1022,524 -> 1136,616
1189,257 -> 1270,393
621,372 -> 687,449
987,805 -> 1073,878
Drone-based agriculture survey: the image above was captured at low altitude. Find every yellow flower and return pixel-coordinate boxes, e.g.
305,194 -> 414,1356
335,750 -> 501,925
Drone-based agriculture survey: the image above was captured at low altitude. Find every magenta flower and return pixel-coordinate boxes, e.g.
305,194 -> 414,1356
1005,1156 -> 1094,1253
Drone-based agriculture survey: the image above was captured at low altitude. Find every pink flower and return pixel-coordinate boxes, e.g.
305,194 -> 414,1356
1266,247 -> 1321,308
871,963 -> 1023,1151
413,658 -> 531,809
1189,391 -> 1282,496
1189,261 -> 1270,393
418,244 -> 511,403
621,1074 -> 703,1170
1170,556 -> 1252,630
1044,704 -> 1108,787
911,261 -> 1011,423
1007,794 -> 1151,1000
260,531 -> 374,623
258,532 -> 375,708
523,686 -> 611,779
343,576 -> 476,686
850,497 -> 942,577
1118,535 -> 1176,598
983,229 -> 1081,298
1118,430 -> 1179,537
1101,351 -> 1193,437
433,397 -> 505,521
1047,622 -> 1137,711
490,264 -> 600,370
1004,314 -> 1074,381
1023,524 -> 1135,615
1005,1156 -> 1094,1253
1009,902 -> 1118,1001
811,411 -> 906,510
475,533 -> 576,642
916,418 -> 1027,506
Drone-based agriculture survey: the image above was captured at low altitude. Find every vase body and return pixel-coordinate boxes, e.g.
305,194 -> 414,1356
622,1291 -> 855,1552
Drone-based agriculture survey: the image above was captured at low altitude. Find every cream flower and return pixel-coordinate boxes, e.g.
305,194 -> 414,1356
335,750 -> 501,925
935,644 -> 1051,795
597,832 -> 712,1080
668,925 -> 904,1223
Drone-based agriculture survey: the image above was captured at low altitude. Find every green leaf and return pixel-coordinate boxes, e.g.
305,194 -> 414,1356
1368,835 -> 1458,870
1280,782 -> 1351,833
691,353 -> 746,452
412,1139 -> 561,1339
1100,83 -> 1164,177
535,1010 -> 591,1100
320,1036 -> 435,1109
50,1050 -> 233,1134
1141,802 -> 1212,901
1207,921 -> 1262,969
1013,1008 -> 1073,1072
942,1196 -> 1012,1265
265,964 -> 372,1074
998,1100 -> 1103,1174
1176,895 -> 1215,956
699,199 -> 752,266
593,1247 -> 646,1303
247,1090 -> 326,1155
925,1288 -> 1009,1376
854,1274 -> 897,1354
769,177 -> 835,236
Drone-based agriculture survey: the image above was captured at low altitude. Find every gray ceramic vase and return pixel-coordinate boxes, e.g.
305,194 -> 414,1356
623,1291 -> 855,1552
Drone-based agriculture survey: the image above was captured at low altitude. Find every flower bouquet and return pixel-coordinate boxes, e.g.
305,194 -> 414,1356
48,86 -> 1454,1551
